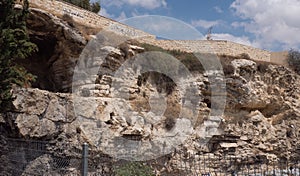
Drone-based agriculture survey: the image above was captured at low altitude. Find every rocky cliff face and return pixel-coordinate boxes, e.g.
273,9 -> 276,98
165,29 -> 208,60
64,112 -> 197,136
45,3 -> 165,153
18,8 -> 87,92
1,7 -> 300,175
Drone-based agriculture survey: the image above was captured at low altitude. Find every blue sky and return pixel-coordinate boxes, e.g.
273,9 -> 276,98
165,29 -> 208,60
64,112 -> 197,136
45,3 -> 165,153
97,0 -> 300,51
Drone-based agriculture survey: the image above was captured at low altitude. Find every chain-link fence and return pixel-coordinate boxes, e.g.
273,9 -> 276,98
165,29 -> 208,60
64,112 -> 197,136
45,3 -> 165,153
1,137 -> 300,176
1,138 -> 82,176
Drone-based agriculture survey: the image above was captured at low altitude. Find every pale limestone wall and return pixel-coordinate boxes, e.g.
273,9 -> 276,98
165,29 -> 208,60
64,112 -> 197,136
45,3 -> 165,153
141,39 -> 271,62
270,51 -> 289,66
26,0 -> 273,63
27,0 -> 155,39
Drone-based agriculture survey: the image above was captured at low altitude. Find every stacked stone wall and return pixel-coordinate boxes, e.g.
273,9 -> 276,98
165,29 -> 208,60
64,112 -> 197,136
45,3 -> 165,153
25,0 -> 291,64
27,0 -> 155,39
141,39 -> 271,62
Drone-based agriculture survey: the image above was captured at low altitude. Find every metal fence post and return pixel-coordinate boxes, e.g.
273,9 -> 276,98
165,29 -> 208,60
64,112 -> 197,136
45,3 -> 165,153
82,143 -> 88,176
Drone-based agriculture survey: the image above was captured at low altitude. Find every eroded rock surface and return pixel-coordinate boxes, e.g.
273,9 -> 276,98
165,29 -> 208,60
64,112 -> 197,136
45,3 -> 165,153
1,8 -> 300,175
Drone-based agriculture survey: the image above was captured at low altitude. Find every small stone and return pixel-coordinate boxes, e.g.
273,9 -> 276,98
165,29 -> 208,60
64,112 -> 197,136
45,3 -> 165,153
240,135 -> 248,141
220,143 -> 238,148
248,110 -> 265,122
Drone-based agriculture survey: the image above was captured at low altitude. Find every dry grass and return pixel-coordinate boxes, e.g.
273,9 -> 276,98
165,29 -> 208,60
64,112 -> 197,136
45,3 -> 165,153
138,43 -> 204,74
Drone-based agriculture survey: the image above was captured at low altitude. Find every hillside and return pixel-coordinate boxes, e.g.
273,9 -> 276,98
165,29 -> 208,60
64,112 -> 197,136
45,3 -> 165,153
0,1 -> 299,175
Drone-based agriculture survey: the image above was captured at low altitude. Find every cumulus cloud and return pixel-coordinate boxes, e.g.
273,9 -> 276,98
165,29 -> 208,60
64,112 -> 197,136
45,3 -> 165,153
102,0 -> 167,9
121,16 -> 204,40
191,19 -> 221,29
131,9 -> 149,17
115,11 -> 127,21
214,6 -> 223,13
99,8 -> 127,21
231,0 -> 300,50
212,33 -> 254,46
99,8 -> 113,18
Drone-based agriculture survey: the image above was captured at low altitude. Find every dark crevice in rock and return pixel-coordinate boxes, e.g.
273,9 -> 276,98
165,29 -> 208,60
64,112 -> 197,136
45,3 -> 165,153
18,35 -> 57,92
17,9 -> 86,93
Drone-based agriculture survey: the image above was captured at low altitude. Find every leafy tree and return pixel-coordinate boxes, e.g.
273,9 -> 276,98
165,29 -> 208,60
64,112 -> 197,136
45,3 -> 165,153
288,49 -> 300,74
63,0 -> 101,13
91,2 -> 101,13
0,0 -> 37,111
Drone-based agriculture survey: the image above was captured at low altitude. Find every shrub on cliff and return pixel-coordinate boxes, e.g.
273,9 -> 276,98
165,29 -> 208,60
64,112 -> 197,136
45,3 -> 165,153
91,1 -> 101,13
0,0 -> 37,111
288,49 -> 300,74
63,0 -> 101,13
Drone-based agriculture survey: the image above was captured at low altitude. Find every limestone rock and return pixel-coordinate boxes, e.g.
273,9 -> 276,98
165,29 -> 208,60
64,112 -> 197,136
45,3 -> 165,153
24,8 -> 86,92
220,142 -> 238,148
0,9 -> 299,173
231,59 -> 256,77
15,114 -> 40,136
13,88 -> 49,115
101,46 -> 122,57
22,154 -> 52,176
15,114 -> 57,138
45,98 -> 66,122
248,110 -> 265,123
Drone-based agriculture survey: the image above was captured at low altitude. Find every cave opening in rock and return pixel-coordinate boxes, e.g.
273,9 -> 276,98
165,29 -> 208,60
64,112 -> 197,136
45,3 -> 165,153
17,35 -> 57,92
15,9 -> 86,93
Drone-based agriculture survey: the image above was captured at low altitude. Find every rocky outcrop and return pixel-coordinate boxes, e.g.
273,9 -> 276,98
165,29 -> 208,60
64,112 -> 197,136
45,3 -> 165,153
1,7 -> 299,175
18,8 -> 86,92
1,40 -> 299,174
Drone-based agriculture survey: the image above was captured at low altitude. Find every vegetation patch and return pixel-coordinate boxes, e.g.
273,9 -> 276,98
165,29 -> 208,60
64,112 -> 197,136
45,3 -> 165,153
0,0 -> 37,111
114,162 -> 154,176
62,0 -> 101,13
287,49 -> 300,74
139,43 -> 204,74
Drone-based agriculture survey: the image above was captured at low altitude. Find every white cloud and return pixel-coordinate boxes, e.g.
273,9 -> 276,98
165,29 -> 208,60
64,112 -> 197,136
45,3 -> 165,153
214,6 -> 223,13
231,0 -> 300,50
102,0 -> 167,9
191,19 -> 221,29
212,33 -> 254,46
121,16 -> 204,40
131,9 -> 149,17
99,8 -> 127,21
99,8 -> 113,18
127,0 -> 167,9
115,11 -> 127,21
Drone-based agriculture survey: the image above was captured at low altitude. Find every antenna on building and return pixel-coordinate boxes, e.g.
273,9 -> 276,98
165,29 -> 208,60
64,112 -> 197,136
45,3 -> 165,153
206,26 -> 213,40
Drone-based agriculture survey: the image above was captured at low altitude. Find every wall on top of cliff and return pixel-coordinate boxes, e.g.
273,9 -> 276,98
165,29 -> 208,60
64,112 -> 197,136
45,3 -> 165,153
26,0 -> 277,63
141,39 -> 271,62
27,0 -> 155,40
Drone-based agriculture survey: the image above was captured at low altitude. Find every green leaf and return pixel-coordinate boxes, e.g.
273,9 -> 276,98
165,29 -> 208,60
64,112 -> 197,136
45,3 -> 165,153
0,0 -> 37,111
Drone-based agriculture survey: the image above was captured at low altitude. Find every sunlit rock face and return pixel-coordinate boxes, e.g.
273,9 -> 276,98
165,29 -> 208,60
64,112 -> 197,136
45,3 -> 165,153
18,8 -> 86,92
0,6 -> 299,175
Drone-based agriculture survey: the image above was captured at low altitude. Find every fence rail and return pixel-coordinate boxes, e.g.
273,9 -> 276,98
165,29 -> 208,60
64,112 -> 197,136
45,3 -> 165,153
0,137 -> 299,176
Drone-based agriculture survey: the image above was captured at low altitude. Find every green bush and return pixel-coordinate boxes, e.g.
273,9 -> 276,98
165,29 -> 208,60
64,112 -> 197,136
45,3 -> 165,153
114,162 -> 154,176
0,0 -> 37,111
288,49 -> 300,74
62,0 -> 101,13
